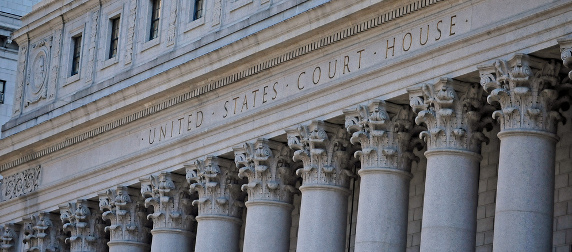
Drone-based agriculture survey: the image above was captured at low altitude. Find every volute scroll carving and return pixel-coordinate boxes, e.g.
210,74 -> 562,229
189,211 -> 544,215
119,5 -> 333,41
59,199 -> 108,252
98,186 -> 150,244
0,223 -> 17,252
233,139 -> 298,204
286,120 -> 354,188
186,157 -> 245,219
140,172 -> 194,231
22,212 -> 65,252
558,37 -> 572,80
344,100 -> 423,172
408,78 -> 491,153
478,54 -> 569,134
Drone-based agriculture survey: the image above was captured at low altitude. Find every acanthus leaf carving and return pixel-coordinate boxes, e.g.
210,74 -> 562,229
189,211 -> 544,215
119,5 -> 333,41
1,165 -> 41,201
233,139 -> 298,204
22,212 -> 65,252
478,54 -> 567,133
286,120 -> 353,188
0,223 -> 17,252
59,199 -> 107,252
140,172 -> 194,231
98,186 -> 150,244
407,78 -> 490,152
343,100 -> 422,172
558,37 -> 572,80
186,156 -> 245,218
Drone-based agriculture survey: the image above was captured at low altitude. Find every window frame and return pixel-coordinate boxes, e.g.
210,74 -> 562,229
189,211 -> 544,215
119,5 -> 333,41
0,80 -> 5,104
193,0 -> 204,21
149,0 -> 162,41
108,16 -> 121,59
70,35 -> 83,76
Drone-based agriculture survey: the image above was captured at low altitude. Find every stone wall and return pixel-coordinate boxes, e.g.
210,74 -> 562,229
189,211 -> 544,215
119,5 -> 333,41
553,108 -> 572,252
406,147 -> 427,251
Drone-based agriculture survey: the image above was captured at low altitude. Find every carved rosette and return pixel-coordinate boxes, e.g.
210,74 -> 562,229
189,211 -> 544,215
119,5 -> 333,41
286,120 -> 353,188
344,100 -> 421,172
99,186 -> 150,244
408,78 -> 489,153
140,172 -> 194,231
478,54 -> 566,134
186,156 -> 245,218
233,139 -> 298,204
0,223 -> 17,252
22,212 -> 65,252
59,199 -> 108,252
558,38 -> 572,80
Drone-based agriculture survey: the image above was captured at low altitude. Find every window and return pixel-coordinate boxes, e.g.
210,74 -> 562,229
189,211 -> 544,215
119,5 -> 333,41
149,0 -> 161,40
71,35 -> 82,76
109,17 -> 120,59
193,0 -> 203,21
0,80 -> 5,104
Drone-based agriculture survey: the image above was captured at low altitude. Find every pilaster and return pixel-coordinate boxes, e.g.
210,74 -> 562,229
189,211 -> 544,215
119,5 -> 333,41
234,138 -> 298,204
286,120 -> 353,189
59,199 -> 108,252
139,172 -> 194,231
186,156 -> 244,219
408,77 -> 490,153
98,186 -> 150,248
22,212 -> 65,252
478,53 -> 565,134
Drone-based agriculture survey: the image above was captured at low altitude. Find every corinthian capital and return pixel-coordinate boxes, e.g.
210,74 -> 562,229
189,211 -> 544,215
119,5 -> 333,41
408,78 -> 490,153
233,139 -> 298,204
140,172 -> 194,230
478,54 -> 566,133
558,38 -> 572,80
344,100 -> 421,172
286,120 -> 353,188
22,212 -> 64,252
59,199 -> 107,252
99,186 -> 150,244
186,156 -> 245,218
0,223 -> 17,252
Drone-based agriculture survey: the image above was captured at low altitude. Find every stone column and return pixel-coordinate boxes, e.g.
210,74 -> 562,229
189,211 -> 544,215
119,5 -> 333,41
233,139 -> 297,252
479,53 -> 567,251
59,199 -> 108,252
408,78 -> 489,251
22,212 -> 65,252
99,186 -> 150,252
344,100 -> 420,251
140,172 -> 195,252
187,156 -> 244,252
286,120 -> 353,252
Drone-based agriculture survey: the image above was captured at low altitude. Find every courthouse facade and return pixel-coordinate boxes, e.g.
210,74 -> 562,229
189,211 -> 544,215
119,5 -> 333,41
1,0 -> 572,251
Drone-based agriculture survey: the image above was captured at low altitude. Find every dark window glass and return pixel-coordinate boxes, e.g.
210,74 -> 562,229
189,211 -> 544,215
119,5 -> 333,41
193,0 -> 203,21
109,17 -> 120,59
71,35 -> 82,76
0,80 -> 5,104
149,0 -> 161,40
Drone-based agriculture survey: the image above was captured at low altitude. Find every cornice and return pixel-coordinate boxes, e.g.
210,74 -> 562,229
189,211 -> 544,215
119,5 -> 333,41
0,0 -> 448,172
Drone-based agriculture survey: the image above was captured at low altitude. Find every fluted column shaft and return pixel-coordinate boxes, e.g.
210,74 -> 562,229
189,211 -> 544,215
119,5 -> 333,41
344,101 -> 419,251
408,78 -> 489,251
140,172 -> 194,252
234,139 -> 297,252
287,120 -> 353,252
187,156 -> 244,252
480,53 -> 566,251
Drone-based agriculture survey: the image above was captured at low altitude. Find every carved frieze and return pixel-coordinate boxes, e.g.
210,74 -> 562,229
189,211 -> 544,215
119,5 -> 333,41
1,165 -> 41,201
186,156 -> 245,218
233,139 -> 298,204
25,37 -> 53,107
48,27 -> 62,100
22,212 -> 65,252
0,223 -> 17,252
59,199 -> 108,252
478,54 -> 566,133
408,78 -> 490,153
344,100 -> 421,172
140,172 -> 194,230
99,186 -> 150,244
286,120 -> 353,188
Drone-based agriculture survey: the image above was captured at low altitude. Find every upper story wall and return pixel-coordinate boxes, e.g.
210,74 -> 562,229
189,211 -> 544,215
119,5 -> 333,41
3,0 -> 328,137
